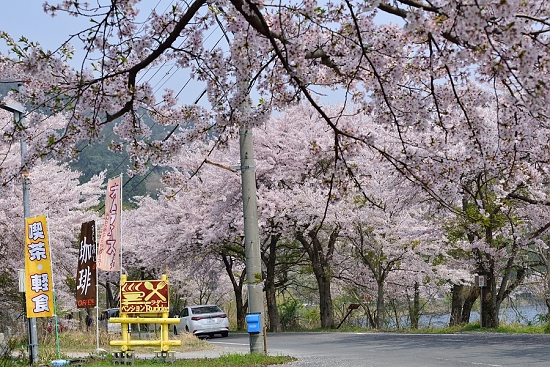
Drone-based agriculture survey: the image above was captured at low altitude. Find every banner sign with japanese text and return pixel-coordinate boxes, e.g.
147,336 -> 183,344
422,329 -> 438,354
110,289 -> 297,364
97,176 -> 122,271
24,215 -> 54,318
76,221 -> 96,308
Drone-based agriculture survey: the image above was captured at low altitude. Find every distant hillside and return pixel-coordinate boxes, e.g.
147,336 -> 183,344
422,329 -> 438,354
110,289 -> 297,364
0,82 -> 19,100
1,82 -> 167,206
68,113 -> 168,207
0,86 -> 201,206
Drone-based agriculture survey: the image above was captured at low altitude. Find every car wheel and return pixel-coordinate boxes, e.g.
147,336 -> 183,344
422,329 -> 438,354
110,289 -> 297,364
209,333 -> 215,338
173,325 -> 178,335
221,331 -> 228,337
185,326 -> 190,333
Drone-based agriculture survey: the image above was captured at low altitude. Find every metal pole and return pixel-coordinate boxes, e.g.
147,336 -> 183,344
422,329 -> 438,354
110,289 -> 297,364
16,109 -> 39,364
480,285 -> 483,328
239,125 -> 265,354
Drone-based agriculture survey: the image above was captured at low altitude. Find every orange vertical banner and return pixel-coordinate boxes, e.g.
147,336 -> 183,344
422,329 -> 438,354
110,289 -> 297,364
24,215 -> 54,318
97,176 -> 122,271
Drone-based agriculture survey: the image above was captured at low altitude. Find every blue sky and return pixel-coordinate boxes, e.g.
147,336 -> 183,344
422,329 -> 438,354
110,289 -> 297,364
0,1 -> 211,105
1,2 -> 86,52
0,2 -> 173,56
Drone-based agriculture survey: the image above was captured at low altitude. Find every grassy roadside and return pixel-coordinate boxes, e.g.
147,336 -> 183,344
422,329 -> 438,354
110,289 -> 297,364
76,353 -> 296,367
13,331 -> 296,366
5,322 -> 550,366
328,321 -> 550,334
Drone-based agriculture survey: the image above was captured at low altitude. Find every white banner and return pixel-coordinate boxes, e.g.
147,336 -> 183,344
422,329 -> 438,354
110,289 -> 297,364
97,176 -> 122,271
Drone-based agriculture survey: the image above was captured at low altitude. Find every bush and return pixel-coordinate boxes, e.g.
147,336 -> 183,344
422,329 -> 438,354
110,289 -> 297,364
278,300 -> 302,331
0,334 -> 28,367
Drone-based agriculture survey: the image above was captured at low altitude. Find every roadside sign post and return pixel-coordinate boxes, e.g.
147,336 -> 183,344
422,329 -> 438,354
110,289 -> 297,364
475,274 -> 486,327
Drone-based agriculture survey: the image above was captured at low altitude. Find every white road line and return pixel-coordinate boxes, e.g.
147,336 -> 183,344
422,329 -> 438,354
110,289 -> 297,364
209,341 -> 249,346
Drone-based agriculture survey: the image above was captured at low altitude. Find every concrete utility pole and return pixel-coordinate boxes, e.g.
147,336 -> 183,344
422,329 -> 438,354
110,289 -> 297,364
239,125 -> 265,354
0,102 -> 39,364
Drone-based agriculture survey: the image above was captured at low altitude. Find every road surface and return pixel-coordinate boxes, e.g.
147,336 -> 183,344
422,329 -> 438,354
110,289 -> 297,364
209,331 -> 550,366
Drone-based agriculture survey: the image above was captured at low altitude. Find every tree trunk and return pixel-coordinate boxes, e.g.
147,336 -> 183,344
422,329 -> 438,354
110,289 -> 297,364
480,270 -> 499,328
545,248 -> 550,319
264,235 -> 281,332
375,280 -> 385,329
221,254 -> 247,330
296,228 -> 338,329
317,274 -> 334,328
105,281 -> 115,309
460,286 -> 479,324
235,287 -> 247,330
409,282 -> 420,330
449,284 -> 479,326
449,284 -> 463,326
477,246 -> 499,328
265,282 -> 279,332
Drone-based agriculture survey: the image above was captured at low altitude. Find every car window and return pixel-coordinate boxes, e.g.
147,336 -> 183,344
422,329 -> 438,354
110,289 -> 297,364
100,308 -> 119,320
191,306 -> 222,314
182,308 -> 189,317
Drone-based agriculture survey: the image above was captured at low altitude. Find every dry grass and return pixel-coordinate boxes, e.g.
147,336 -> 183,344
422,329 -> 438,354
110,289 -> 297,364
39,329 -> 213,355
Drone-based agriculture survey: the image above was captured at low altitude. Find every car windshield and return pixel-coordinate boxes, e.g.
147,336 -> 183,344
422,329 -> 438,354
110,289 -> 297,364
191,306 -> 222,315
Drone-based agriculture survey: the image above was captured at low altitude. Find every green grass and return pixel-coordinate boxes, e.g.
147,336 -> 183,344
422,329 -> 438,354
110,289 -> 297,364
329,321 -> 550,335
73,353 -> 295,367
382,321 -> 550,334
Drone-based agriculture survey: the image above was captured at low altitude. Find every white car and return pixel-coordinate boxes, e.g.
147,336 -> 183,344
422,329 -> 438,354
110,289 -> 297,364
175,305 -> 229,338
99,308 -> 122,334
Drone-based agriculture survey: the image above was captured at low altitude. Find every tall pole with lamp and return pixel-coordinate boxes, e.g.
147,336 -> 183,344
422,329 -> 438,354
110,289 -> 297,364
0,102 -> 39,364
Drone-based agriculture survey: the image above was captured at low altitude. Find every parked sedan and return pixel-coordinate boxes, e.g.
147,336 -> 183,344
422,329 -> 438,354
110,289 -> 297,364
175,305 -> 229,337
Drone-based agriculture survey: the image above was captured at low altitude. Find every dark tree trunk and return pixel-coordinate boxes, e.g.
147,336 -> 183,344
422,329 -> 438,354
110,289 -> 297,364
105,281 -> 115,308
480,270 -> 499,328
221,254 -> 247,330
409,282 -> 420,330
317,273 -> 334,329
460,286 -> 479,324
375,280 -> 385,329
264,235 -> 281,332
449,284 -> 463,326
364,304 -> 376,329
296,227 -> 338,329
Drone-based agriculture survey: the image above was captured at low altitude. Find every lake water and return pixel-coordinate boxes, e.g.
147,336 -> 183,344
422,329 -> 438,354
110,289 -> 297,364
400,302 -> 548,328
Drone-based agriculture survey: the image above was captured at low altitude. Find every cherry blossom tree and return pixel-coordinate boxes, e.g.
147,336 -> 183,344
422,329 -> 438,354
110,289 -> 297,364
375,88 -> 550,327
0,108 -> 104,318
6,0 -> 550,330
0,0 -> 548,190
335,167 -> 439,329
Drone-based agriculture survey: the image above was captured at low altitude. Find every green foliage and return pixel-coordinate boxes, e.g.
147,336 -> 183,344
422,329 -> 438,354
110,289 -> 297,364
278,299 -> 303,331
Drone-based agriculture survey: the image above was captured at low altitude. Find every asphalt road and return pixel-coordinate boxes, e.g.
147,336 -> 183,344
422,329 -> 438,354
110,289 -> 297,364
209,331 -> 550,366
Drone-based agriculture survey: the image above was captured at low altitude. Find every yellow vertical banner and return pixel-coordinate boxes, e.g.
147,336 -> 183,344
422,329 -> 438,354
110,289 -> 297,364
24,215 -> 54,318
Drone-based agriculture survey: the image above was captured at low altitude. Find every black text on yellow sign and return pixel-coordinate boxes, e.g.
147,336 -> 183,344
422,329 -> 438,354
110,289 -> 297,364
24,215 -> 54,318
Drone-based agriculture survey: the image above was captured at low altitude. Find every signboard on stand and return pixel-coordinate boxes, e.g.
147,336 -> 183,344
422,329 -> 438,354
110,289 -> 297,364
120,280 -> 169,314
